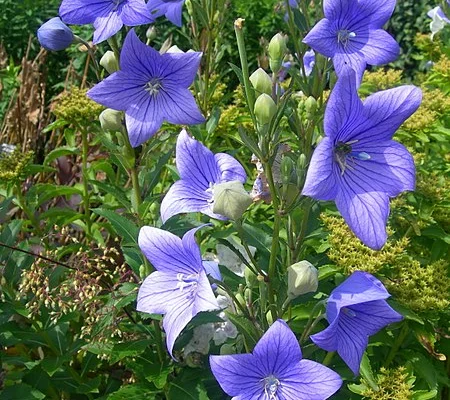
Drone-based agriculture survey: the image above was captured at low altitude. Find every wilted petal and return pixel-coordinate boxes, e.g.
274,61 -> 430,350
138,226 -> 201,274
335,183 -> 389,250
303,18 -> 338,58
215,153 -> 247,183
359,29 -> 399,65
302,137 -> 339,201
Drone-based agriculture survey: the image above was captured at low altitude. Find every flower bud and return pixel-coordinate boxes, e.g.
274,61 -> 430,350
281,156 -> 294,185
266,310 -> 274,326
305,96 -> 318,119
213,180 -> 252,220
254,93 -> 277,126
268,33 -> 287,73
249,68 -> 272,95
244,266 -> 257,288
220,343 -> 236,355
100,51 -> 119,74
287,260 -> 318,299
146,26 -> 157,41
99,108 -> 123,132
37,17 -> 74,51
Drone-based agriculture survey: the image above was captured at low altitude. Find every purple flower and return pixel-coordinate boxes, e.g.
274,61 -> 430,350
59,0 -> 153,44
303,49 -> 316,77
302,67 -> 421,249
37,17 -> 74,51
87,30 -> 204,147
147,0 -> 186,27
137,226 -> 220,357
303,0 -> 400,81
160,129 -> 247,222
311,271 -> 403,375
210,319 -> 342,399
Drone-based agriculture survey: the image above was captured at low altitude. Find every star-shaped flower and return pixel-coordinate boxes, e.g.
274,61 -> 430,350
210,319 -> 342,400
302,67 -> 421,249
303,0 -> 400,80
137,226 -> 220,357
160,129 -> 247,222
311,271 -> 403,375
87,30 -> 205,147
147,0 -> 186,27
59,0 -> 153,44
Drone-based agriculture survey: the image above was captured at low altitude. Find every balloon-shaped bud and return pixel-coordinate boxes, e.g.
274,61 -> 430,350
305,96 -> 318,119
213,181 -> 252,220
100,51 -> 119,74
99,109 -> 123,132
268,33 -> 287,73
37,17 -> 74,51
250,68 -> 272,95
287,260 -> 318,299
254,93 -> 277,126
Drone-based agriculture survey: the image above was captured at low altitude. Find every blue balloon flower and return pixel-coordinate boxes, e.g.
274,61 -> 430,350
147,0 -> 186,27
37,17 -> 74,51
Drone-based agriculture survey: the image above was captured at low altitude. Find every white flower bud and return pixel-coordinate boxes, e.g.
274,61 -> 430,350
99,108 -> 123,132
99,51 -> 119,74
254,93 -> 277,126
213,180 -> 252,220
287,260 -> 318,299
250,68 -> 272,95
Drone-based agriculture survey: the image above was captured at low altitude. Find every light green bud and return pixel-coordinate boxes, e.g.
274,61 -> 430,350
305,96 -> 318,119
185,0 -> 193,16
266,310 -> 274,326
99,51 -> 119,74
220,343 -> 236,355
268,33 -> 287,73
297,154 -> 307,171
244,266 -> 257,288
249,68 -> 272,95
235,292 -> 246,313
139,265 -> 146,280
146,26 -> 157,41
99,108 -> 123,132
287,260 -> 318,299
254,93 -> 277,126
281,156 -> 295,185
213,180 -> 252,220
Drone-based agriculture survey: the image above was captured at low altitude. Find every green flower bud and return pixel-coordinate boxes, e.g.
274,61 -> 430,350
213,180 -> 252,220
254,93 -> 277,126
281,156 -> 295,185
249,68 -> 272,95
287,260 -> 318,299
99,108 -> 123,132
297,153 -> 307,171
185,0 -> 193,16
305,96 -> 318,119
220,343 -> 236,355
268,33 -> 287,73
99,51 -> 119,74
146,26 -> 157,41
235,292 -> 246,313
266,310 -> 274,326
244,266 -> 257,288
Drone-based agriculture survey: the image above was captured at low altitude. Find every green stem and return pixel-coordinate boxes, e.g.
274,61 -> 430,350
80,128 -> 92,237
74,35 -> 101,82
384,322 -> 409,367
153,320 -> 165,364
300,300 -> 326,343
322,351 -> 335,366
234,220 -> 263,276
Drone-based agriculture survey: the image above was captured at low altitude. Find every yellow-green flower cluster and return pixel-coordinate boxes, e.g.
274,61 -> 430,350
388,259 -> 450,313
320,214 -> 409,274
414,33 -> 442,62
362,69 -> 403,91
0,148 -> 33,182
360,367 -> 413,400
52,87 -> 104,125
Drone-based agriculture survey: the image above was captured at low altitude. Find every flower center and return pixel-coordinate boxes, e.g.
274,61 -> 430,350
337,29 -> 356,47
145,78 -> 163,96
334,140 -> 371,175
205,182 -> 215,205
263,375 -> 280,399
176,273 -> 199,298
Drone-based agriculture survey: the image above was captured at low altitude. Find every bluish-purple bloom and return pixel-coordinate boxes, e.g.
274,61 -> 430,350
87,30 -> 204,147
303,0 -> 400,81
59,0 -> 153,44
302,67 -> 421,249
210,319 -> 342,399
137,226 -> 220,357
160,129 -> 247,222
37,17 -> 74,51
147,0 -> 185,27
303,49 -> 315,77
311,271 -> 402,375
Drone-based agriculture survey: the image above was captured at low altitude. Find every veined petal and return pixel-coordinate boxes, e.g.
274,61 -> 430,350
176,129 -> 220,188
147,0 -> 168,18
310,317 -> 340,353
202,261 -> 222,283
136,271 -> 190,314
138,226 -> 201,274
215,153 -> 247,183
181,226 -> 206,268
165,1 -> 185,26
323,0 -> 358,23
333,50 -> 367,84
92,10 -> 123,44
302,137 -> 339,201
120,0 -> 154,25
335,320 -> 368,375
335,182 -> 389,250
359,29 -> 400,66
159,87 -> 205,125
59,0 -> 107,24
192,270 -> 220,314
303,19 -> 338,58
324,67 -> 364,140
279,360 -> 342,400
348,140 -> 415,196
358,0 -> 396,27
210,353 -> 264,398
253,320 -> 302,377
161,51 -> 202,87
160,180 -> 214,223
87,71 -> 147,110
125,96 -> 164,147
354,85 -> 422,143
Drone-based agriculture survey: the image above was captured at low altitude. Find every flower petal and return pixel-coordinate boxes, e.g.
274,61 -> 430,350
160,87 -> 205,125
358,29 -> 399,65
335,182 -> 389,250
333,50 -> 367,83
302,137 -> 339,201
323,0 -> 357,23
92,10 -> 123,44
215,153 -> 247,183
358,0 -> 396,27
335,320 -> 368,375
165,1 -> 185,26
310,317 -> 340,353
193,270 -> 220,314
138,226 -> 201,274
279,360 -> 342,400
120,0 -> 154,25
303,19 -> 338,58
59,0 -> 105,24
161,51 -> 202,87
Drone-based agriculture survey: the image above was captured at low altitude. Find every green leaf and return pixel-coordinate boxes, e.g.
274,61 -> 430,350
43,146 -> 79,166
110,339 -> 153,364
90,180 -> 131,210
0,383 -> 45,400
359,353 -> 378,391
107,384 -> 158,399
225,312 -> 260,349
412,389 -> 438,400
92,208 -> 139,245
388,300 -> 424,325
